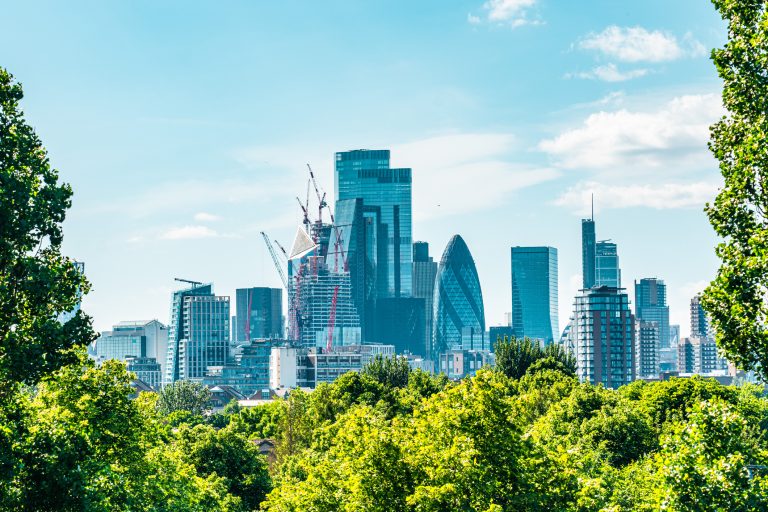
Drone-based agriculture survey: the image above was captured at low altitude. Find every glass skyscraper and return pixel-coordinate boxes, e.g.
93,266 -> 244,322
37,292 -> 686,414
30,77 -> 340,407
234,287 -> 283,342
165,283 -> 230,384
335,149 -> 412,298
413,241 -> 438,357
595,241 -> 621,288
432,235 -> 485,359
581,219 -> 596,289
510,246 -> 558,345
634,278 -> 670,349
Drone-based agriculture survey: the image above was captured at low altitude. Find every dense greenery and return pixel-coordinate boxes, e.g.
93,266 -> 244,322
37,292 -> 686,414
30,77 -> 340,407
704,0 -> 768,381
494,335 -> 577,380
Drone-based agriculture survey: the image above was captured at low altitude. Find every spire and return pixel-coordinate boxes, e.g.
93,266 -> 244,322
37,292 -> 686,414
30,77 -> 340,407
591,193 -> 594,221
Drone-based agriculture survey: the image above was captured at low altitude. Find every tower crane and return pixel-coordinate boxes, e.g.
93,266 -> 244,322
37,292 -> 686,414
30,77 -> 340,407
260,231 -> 288,289
174,277 -> 203,287
307,164 -> 327,224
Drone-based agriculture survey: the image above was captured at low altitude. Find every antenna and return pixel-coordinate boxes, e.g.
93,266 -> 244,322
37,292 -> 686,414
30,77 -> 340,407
591,193 -> 594,221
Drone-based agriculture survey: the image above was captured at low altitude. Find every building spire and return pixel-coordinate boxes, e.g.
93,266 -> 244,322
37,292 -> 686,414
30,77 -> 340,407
591,193 -> 594,221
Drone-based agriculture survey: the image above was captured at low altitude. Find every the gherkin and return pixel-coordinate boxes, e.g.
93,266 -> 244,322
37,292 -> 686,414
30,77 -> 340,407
432,235 -> 485,360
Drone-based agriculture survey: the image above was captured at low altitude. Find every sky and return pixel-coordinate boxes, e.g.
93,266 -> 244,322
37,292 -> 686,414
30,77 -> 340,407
1,0 -> 727,337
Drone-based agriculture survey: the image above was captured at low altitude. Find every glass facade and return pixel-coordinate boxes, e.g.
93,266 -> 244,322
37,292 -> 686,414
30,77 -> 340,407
581,220 -> 596,289
432,235 -> 485,360
571,286 -> 635,389
595,241 -> 621,288
335,149 -> 412,298
412,241 -> 437,358
690,293 -> 711,339
234,287 -> 283,342
634,278 -> 670,349
510,246 -> 558,345
165,284 -> 230,383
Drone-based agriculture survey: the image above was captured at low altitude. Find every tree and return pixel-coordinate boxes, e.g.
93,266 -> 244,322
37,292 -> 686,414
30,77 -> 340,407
703,1 -> 768,380
494,336 -> 576,380
362,354 -> 411,389
156,380 -> 212,417
0,67 -> 94,387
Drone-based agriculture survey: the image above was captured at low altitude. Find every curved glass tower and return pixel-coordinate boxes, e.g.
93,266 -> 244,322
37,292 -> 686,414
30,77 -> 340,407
432,235 -> 485,358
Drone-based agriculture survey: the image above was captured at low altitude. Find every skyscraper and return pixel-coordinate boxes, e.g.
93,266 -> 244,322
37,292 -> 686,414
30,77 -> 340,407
413,241 -> 438,357
335,149 -> 412,298
234,287 -> 283,342
634,278 -> 670,349
690,293 -> 712,339
570,286 -> 635,388
165,283 -> 230,384
432,235 -> 485,360
510,246 -> 558,344
93,319 -> 168,375
636,320 -> 660,379
581,219 -> 596,289
595,241 -> 621,288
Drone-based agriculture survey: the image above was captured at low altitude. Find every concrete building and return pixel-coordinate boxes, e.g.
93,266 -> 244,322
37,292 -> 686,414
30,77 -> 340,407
93,319 -> 168,375
437,349 -> 495,380
269,346 -> 314,389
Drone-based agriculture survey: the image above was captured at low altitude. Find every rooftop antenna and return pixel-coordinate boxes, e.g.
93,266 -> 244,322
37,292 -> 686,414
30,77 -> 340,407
591,193 -> 594,221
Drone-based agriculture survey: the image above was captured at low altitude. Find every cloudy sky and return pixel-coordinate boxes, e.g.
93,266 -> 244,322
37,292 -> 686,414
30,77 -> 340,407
1,0 -> 726,336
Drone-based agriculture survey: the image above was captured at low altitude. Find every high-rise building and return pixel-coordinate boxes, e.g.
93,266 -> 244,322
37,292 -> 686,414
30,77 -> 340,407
413,241 -> 438,357
375,297 -> 426,355
433,235 -> 485,364
126,357 -> 162,389
570,286 -> 635,389
234,287 -> 283,342
678,336 -> 728,374
634,278 -> 670,349
595,241 -> 621,288
635,320 -> 660,379
669,324 -> 681,346
93,319 -> 168,375
335,149 -> 412,298
510,246 -> 558,344
581,219 -> 596,289
165,283 -> 230,384
690,293 -> 712,339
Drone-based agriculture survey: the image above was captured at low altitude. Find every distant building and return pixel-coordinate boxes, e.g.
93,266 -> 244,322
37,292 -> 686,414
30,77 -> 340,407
669,324 -> 680,346
678,336 -> 729,375
374,297 -> 426,355
309,350 -> 363,385
510,246 -> 558,344
437,349 -> 495,380
595,241 -> 621,288
690,294 -> 712,339
432,235 -> 485,362
582,219 -> 596,289
413,241 -> 438,357
94,319 -> 168,375
570,286 -> 635,389
335,149 -> 413,298
234,288 -> 283,342
635,278 -> 670,349
126,357 -> 162,389
635,321 -> 660,380
269,346 -> 314,389
488,325 -> 514,350
202,339 -> 273,397
165,283 -> 230,384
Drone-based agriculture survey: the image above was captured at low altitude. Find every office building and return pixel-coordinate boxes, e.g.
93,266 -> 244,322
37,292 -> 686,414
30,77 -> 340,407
488,325 -> 514,350
582,219 -> 596,289
636,321 -> 660,380
690,294 -> 712,339
670,324 -> 680,346
126,357 -> 162,389
413,241 -> 438,357
433,235 -> 485,364
678,336 -> 729,374
234,287 -> 283,342
437,349 -> 495,380
269,346 -> 314,389
570,286 -> 635,389
635,278 -> 670,349
595,241 -> 621,288
165,283 -> 230,384
335,149 -> 413,298
93,319 -> 168,375
375,297 -> 426,354
510,246 -> 558,344
202,339 -> 273,397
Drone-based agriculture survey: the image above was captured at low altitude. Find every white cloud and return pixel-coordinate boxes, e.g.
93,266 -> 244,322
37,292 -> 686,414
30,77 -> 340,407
571,63 -> 649,82
479,0 -> 539,27
554,181 -> 719,213
539,93 -> 723,172
578,26 -> 703,62
193,212 -> 221,222
159,225 -> 219,240
390,133 -> 559,221
467,13 -> 481,24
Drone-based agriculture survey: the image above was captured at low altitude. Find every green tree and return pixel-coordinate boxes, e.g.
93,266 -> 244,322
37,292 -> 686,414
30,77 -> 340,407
362,354 -> 411,389
703,0 -> 768,380
156,380 -> 212,417
0,67 -> 94,387
494,336 -> 576,380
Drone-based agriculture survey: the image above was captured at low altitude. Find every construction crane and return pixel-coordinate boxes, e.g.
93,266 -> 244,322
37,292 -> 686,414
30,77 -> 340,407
174,277 -> 203,287
260,231 -> 288,288
274,239 -> 288,260
307,164 -> 327,224
326,285 -> 339,353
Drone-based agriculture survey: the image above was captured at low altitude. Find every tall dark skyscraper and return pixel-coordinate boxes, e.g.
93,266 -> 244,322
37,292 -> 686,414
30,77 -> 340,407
690,293 -> 711,339
433,235 -> 485,358
335,149 -> 412,298
413,241 -> 438,357
234,287 -> 283,342
635,278 -> 670,349
510,246 -> 558,344
581,219 -> 596,289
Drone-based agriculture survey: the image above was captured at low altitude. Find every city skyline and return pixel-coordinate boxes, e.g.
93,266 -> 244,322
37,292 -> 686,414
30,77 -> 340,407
0,1 -> 725,336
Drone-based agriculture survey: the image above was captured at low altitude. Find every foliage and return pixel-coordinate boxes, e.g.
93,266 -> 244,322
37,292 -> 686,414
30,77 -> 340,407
0,67 -> 95,387
494,335 -> 576,380
703,0 -> 768,381
362,354 -> 411,388
156,379 -> 212,417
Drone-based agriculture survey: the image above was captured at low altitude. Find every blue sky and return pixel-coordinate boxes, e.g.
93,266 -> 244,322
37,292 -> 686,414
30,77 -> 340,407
1,0 -> 726,336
